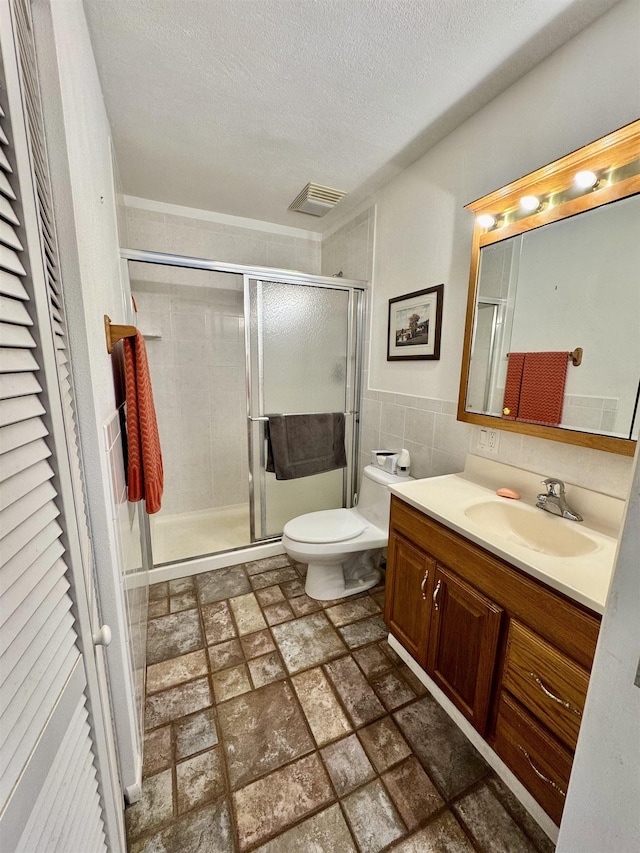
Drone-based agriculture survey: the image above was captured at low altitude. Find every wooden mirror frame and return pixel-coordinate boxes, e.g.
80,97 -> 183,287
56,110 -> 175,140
457,119 -> 640,457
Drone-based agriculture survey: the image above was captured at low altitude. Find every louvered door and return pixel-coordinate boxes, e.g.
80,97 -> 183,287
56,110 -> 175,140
0,9 -> 112,851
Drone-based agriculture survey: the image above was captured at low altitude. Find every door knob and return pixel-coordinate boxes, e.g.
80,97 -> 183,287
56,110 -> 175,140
93,625 -> 112,647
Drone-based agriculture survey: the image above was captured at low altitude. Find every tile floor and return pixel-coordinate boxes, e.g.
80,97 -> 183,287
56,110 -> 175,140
129,555 -> 555,853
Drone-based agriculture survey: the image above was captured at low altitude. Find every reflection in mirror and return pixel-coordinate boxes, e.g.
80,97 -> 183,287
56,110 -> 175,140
465,195 -> 640,440
459,120 -> 640,455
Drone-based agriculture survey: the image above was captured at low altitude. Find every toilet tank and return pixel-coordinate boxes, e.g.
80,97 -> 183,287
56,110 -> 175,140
356,465 -> 412,533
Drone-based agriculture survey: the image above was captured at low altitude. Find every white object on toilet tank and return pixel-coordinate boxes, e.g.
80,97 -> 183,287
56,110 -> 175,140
397,448 -> 411,477
370,450 -> 399,474
357,464 -> 409,532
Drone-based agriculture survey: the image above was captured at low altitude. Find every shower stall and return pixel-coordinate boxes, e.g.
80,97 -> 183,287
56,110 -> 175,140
124,250 -> 365,570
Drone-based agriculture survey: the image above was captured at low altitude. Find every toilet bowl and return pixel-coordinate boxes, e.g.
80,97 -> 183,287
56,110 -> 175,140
282,465 -> 413,601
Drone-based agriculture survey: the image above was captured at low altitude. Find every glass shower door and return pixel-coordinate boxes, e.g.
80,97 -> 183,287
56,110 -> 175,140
246,278 -> 361,541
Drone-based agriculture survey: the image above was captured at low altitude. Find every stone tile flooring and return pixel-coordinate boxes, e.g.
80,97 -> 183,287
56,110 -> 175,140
128,555 -> 555,853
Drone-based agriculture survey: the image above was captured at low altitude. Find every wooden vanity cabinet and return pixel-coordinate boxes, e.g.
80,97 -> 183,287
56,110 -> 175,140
427,565 -> 502,732
385,495 -> 601,824
501,620 -> 590,751
385,526 -> 504,734
385,532 -> 433,667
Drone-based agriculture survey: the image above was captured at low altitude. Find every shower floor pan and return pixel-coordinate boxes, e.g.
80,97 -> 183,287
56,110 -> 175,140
150,503 -> 250,565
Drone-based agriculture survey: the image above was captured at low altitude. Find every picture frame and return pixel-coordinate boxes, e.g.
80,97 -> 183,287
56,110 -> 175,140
387,284 -> 444,361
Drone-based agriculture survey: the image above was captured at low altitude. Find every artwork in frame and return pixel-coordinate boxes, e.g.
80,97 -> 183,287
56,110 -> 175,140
387,284 -> 444,361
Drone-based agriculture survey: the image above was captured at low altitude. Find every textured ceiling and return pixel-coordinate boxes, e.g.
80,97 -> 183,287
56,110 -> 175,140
83,0 -> 619,231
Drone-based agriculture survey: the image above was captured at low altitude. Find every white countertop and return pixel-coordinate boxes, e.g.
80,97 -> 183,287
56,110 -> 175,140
388,461 -> 622,615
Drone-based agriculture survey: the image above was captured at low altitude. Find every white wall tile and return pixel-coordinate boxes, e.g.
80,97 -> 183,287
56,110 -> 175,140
380,402 -> 406,438
125,205 -> 321,275
404,408 -> 436,447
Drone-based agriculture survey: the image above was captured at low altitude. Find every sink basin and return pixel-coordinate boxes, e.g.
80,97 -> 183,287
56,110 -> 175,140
388,463 -> 623,613
464,500 -> 598,557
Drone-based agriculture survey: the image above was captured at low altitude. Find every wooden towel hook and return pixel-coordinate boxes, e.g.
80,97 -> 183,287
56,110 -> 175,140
104,314 -> 137,354
569,347 -> 583,367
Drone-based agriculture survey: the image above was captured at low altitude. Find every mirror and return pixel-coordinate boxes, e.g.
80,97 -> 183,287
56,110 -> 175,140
458,120 -> 640,456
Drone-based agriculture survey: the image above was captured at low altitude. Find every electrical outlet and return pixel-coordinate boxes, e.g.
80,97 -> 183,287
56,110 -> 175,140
487,429 -> 499,453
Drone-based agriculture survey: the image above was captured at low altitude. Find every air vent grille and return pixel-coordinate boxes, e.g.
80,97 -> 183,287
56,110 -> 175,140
288,182 -> 347,217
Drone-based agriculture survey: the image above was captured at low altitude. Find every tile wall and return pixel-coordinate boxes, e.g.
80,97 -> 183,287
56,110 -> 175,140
321,208 -> 376,282
131,275 -> 247,516
125,203 -> 321,273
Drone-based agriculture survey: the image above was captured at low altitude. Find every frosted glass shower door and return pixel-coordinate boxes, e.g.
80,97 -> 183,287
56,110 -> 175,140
247,278 -> 360,541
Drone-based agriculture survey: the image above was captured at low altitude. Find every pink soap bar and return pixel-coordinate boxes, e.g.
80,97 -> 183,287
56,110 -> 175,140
496,487 -> 521,500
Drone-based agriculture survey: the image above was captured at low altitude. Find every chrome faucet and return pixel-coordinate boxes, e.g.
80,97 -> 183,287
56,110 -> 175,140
536,478 -> 583,522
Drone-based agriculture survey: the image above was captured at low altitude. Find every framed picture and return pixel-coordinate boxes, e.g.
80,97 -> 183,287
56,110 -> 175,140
387,284 -> 444,360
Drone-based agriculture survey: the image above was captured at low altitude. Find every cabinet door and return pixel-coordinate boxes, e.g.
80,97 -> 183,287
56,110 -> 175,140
384,532 -> 434,667
427,564 -> 502,733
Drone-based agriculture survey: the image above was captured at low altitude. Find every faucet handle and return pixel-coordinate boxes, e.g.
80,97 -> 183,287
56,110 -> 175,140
542,477 -> 565,496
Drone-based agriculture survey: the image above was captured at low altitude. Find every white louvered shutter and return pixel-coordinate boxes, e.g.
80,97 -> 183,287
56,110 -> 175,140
0,3 -> 109,850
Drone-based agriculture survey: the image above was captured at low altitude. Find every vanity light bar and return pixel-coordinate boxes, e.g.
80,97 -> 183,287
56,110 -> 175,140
520,195 -> 541,213
476,214 -> 496,229
476,169 -> 608,229
574,170 -> 599,190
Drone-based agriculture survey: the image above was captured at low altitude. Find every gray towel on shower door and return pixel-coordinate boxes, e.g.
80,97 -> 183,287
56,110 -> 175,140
266,413 -> 347,480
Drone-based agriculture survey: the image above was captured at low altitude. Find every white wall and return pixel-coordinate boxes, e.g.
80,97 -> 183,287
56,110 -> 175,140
323,0 -> 639,499
34,0 -> 145,794
557,448 -> 640,851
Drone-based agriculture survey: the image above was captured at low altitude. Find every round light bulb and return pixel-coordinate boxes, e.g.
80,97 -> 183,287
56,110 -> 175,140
520,195 -> 541,213
477,214 -> 496,230
574,170 -> 598,190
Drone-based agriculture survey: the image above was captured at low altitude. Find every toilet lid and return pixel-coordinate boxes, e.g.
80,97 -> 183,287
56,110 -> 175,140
284,510 -> 367,544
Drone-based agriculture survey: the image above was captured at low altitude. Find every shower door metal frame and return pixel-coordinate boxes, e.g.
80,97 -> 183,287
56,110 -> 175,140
121,248 -> 367,550
244,274 -> 365,544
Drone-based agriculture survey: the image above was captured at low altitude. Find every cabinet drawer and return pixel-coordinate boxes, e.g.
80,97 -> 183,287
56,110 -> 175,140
503,620 -> 589,750
494,693 -> 572,825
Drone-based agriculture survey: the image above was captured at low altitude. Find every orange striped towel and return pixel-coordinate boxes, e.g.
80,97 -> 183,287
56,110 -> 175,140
123,331 -> 164,514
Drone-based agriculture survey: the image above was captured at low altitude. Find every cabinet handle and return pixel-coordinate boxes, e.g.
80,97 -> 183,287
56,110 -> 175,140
517,745 -> 566,798
420,568 -> 429,600
528,672 -> 582,717
433,579 -> 442,610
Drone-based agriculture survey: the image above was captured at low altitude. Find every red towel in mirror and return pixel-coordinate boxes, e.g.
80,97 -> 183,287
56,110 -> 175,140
123,331 -> 164,513
518,352 -> 568,426
502,352 -> 525,420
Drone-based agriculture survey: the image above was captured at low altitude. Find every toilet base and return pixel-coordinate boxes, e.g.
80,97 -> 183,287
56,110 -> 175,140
304,549 -> 382,601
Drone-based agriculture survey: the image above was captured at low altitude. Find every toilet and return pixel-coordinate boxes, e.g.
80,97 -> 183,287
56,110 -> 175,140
282,465 -> 413,600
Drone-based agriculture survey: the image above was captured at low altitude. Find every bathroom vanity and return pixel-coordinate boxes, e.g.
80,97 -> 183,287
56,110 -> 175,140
384,458 -> 622,827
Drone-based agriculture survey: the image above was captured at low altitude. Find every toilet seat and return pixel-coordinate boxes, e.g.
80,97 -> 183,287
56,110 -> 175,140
283,509 -> 366,544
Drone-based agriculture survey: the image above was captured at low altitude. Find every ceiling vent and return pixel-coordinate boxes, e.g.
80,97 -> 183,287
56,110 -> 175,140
288,182 -> 347,217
